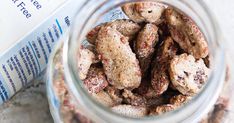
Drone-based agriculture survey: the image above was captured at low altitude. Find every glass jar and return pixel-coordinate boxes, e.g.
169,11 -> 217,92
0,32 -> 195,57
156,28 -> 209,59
47,0 -> 227,123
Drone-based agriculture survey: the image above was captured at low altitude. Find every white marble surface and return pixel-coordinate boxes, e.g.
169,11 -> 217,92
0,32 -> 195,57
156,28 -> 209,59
0,1 -> 234,123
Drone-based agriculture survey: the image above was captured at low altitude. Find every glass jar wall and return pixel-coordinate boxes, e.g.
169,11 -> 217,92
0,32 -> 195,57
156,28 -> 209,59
47,0 -> 226,123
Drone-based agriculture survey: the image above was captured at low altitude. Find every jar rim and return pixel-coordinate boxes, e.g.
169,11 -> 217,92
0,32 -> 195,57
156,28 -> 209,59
63,0 -> 226,122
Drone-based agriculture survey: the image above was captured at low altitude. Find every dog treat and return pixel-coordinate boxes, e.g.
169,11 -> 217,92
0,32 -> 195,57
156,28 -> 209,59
169,54 -> 210,95
149,104 -> 175,115
96,26 -> 141,89
77,47 -> 96,80
165,8 -> 208,59
83,65 -> 109,94
111,105 -> 147,118
169,94 -> 191,106
151,37 -> 178,96
86,20 -> 141,44
107,19 -> 142,41
86,24 -> 105,45
151,65 -> 170,96
135,23 -> 159,76
122,2 -> 166,23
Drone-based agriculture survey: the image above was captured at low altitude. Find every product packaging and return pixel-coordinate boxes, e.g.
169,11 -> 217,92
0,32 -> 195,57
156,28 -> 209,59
0,0 -> 85,104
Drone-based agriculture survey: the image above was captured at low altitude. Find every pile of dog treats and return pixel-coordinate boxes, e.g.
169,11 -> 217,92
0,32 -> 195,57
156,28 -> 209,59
77,1 -> 210,117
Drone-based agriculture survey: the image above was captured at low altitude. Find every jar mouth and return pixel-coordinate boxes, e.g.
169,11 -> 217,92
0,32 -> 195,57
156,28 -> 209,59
63,0 -> 226,122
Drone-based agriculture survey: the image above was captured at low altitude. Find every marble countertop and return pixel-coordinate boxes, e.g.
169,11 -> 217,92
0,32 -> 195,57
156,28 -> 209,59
0,0 -> 234,123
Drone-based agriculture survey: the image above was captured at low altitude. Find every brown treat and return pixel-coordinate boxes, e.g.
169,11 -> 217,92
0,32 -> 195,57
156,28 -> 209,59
208,104 -> 228,123
86,20 -> 141,44
83,65 -> 108,94
86,24 -> 105,44
151,37 -> 178,95
107,19 -> 141,41
149,104 -> 175,115
96,26 -> 141,89
169,54 -> 210,95
169,94 -> 191,106
91,91 -> 115,107
121,3 -> 144,23
151,64 -> 170,96
165,8 -> 208,59
122,2 -> 166,23
122,89 -> 146,106
135,23 -> 158,58
105,86 -> 123,105
155,37 -> 179,63
111,105 -> 147,118
134,2 -> 166,23
135,23 -> 159,76
77,47 -> 96,80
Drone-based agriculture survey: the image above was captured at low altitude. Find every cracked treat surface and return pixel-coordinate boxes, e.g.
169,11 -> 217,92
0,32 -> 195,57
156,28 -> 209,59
165,8 -> 209,59
169,54 -> 210,95
122,2 -> 166,23
135,23 -> 159,76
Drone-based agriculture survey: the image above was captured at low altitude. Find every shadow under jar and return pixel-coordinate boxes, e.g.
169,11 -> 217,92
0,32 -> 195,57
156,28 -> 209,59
48,0 -> 226,123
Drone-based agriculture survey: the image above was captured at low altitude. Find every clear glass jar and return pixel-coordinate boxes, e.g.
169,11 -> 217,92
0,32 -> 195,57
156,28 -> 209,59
47,0 -> 227,123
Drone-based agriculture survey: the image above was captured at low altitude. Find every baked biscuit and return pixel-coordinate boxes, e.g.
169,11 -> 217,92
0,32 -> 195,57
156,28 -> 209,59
96,26 -> 141,89
77,47 -> 96,80
169,54 -> 210,95
83,65 -> 108,93
135,23 -> 159,76
165,8 -> 208,59
149,104 -> 175,115
86,20 -> 141,44
122,2 -> 166,23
